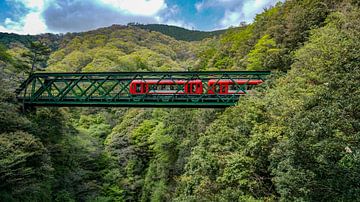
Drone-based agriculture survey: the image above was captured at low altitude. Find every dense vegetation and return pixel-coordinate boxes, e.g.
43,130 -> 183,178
0,0 -> 359,201
131,24 -> 226,42
0,33 -> 37,47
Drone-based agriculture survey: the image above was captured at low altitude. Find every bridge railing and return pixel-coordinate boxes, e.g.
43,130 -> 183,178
16,71 -> 271,108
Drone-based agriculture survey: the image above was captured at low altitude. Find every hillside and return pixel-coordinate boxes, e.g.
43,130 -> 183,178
1,0 -> 360,201
132,23 -> 227,41
47,25 -> 196,72
0,33 -> 37,47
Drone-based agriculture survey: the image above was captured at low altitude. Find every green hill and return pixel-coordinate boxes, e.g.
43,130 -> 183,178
0,32 -> 62,51
0,32 -> 37,47
132,23 -> 227,41
46,25 -> 195,72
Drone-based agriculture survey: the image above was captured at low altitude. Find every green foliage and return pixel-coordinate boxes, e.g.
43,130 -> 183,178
48,26 -> 193,72
21,41 -> 51,72
133,23 -> 226,41
246,34 -> 282,70
0,33 -> 36,47
195,0 -> 337,71
195,25 -> 255,70
270,8 -> 360,201
0,43 -> 13,63
0,96 -> 30,133
77,114 -> 111,139
0,131 -> 52,202
176,4 -> 360,201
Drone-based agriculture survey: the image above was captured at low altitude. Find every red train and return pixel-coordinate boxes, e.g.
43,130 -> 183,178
129,79 -> 263,95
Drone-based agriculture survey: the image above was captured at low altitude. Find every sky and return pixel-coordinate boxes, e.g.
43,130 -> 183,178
0,0 -> 283,35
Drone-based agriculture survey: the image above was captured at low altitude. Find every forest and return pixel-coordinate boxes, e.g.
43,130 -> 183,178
0,0 -> 359,201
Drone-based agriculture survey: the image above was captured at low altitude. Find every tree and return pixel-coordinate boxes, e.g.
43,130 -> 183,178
0,43 -> 13,64
271,8 -> 360,201
246,34 -> 282,71
0,131 -> 52,202
22,41 -> 51,73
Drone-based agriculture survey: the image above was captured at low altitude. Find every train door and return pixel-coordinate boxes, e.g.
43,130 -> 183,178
196,83 -> 202,94
214,84 -> 220,94
192,84 -> 197,94
134,83 -> 145,94
221,85 -> 227,94
186,83 -> 194,94
185,83 -> 198,94
215,84 -> 226,94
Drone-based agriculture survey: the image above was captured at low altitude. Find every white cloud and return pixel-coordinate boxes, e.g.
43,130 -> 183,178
241,0 -> 275,21
164,19 -> 195,30
195,2 -> 204,12
0,0 -> 170,34
99,0 -> 167,16
0,0 -> 49,34
43,0 -> 164,33
20,0 -> 45,10
195,0 -> 239,12
155,4 -> 195,30
20,11 -> 47,34
220,10 -> 242,27
195,0 -> 283,29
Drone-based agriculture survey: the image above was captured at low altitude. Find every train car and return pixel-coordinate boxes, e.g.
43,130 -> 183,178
129,80 -> 203,95
208,79 -> 263,94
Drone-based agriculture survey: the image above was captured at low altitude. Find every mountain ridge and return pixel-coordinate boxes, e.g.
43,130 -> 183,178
0,23 -> 227,48
130,23 -> 227,41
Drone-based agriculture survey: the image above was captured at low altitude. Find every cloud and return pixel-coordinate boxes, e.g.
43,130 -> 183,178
195,0 -> 239,12
0,0 -> 49,34
196,0 -> 283,29
164,19 -> 195,30
0,0 -> 169,34
195,2 -> 204,12
154,4 -> 196,30
43,0 -> 164,33
44,0 -> 169,33
221,0 -> 282,26
100,0 -> 166,16
0,0 -> 283,34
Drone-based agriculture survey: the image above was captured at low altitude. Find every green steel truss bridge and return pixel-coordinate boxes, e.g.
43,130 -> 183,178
16,71 -> 271,108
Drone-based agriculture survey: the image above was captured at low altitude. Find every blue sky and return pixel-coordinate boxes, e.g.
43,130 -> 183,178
0,0 -> 283,34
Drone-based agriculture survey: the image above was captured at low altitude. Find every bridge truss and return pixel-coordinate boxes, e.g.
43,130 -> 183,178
16,71 -> 270,108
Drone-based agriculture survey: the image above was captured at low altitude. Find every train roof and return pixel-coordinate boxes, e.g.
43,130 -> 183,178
131,80 -> 202,84
208,79 -> 263,85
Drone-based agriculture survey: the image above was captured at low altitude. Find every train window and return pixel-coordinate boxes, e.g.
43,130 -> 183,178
229,85 -> 245,91
192,84 -> 196,93
136,84 -> 141,93
215,85 -> 220,93
148,84 -> 183,93
247,85 -> 254,90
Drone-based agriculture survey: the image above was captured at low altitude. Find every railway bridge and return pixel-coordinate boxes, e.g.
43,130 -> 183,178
16,71 -> 271,108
